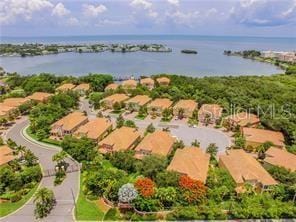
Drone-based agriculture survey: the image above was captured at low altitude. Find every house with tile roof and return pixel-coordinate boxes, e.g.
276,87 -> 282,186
156,77 -> 170,86
198,104 -> 223,124
167,147 -> 210,183
147,98 -> 173,116
264,147 -> 296,171
105,83 -> 119,91
140,78 -> 154,90
74,83 -> 90,95
173,99 -> 198,119
225,112 -> 260,129
0,104 -> 17,119
56,83 -> 76,92
0,145 -> 16,166
2,97 -> 30,108
125,95 -> 152,111
100,93 -> 129,109
122,79 -> 137,90
27,92 -> 53,103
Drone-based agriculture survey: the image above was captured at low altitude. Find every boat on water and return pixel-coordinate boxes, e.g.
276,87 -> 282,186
181,49 -> 198,54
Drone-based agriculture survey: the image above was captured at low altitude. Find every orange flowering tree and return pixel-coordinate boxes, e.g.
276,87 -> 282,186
134,177 -> 155,198
179,175 -> 207,204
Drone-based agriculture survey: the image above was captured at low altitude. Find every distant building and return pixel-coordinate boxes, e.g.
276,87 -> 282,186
264,147 -> 296,172
225,112 -> 260,128
134,131 -> 175,159
173,99 -> 197,118
122,79 -> 137,90
219,149 -> 277,193
50,112 -> 88,139
156,77 -> 170,86
105,83 -> 119,91
100,93 -> 129,109
125,95 -> 152,111
242,127 -> 285,149
198,104 -> 223,124
147,98 -> 173,116
140,78 -> 155,90
27,92 -> 53,103
56,83 -> 76,92
167,147 -> 210,183
98,126 -> 141,154
74,83 -> 90,95
0,145 -> 16,166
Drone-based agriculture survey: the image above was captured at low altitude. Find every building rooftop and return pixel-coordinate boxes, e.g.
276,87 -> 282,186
98,126 -> 141,152
2,97 -> 30,108
126,95 -> 152,106
105,83 -> 119,91
0,145 -> 16,166
226,112 -> 260,127
167,147 -> 210,183
199,104 -> 223,119
74,83 -> 90,91
56,83 -> 76,91
122,79 -> 137,87
135,131 -> 175,158
74,118 -> 112,140
174,100 -> 197,112
27,92 -> 53,102
219,149 -> 277,186
101,93 -> 129,104
0,104 -> 16,116
265,147 -> 296,171
242,127 -> 285,147
51,111 -> 88,132
156,77 -> 170,84
148,98 -> 173,110
140,78 -> 154,85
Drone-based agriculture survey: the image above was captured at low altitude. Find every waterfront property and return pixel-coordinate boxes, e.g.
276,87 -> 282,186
219,149 -> 277,193
173,99 -> 197,119
27,92 -> 53,103
140,77 -> 155,90
156,77 -> 170,86
56,83 -> 76,92
242,127 -> 285,149
147,98 -> 173,116
100,93 -> 129,109
134,130 -> 175,159
0,145 -> 16,166
225,112 -> 260,128
122,79 -> 138,90
167,147 -> 210,183
264,147 -> 296,171
198,104 -> 223,124
50,111 -> 88,139
104,83 -> 119,91
74,118 -> 112,142
125,95 -> 152,111
74,83 -> 90,95
98,126 -> 141,154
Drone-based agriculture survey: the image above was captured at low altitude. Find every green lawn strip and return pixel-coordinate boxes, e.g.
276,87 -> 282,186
0,184 -> 38,217
103,208 -> 122,221
25,127 -> 61,146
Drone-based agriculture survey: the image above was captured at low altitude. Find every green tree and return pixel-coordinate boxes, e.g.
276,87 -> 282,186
146,123 -> 155,134
136,155 -> 167,180
34,188 -> 56,219
156,187 -> 177,208
206,143 -> 218,159
116,115 -> 124,128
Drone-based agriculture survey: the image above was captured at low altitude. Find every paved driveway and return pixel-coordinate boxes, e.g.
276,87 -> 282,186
2,118 -> 79,222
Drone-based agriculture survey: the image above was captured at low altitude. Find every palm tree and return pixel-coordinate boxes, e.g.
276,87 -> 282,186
34,188 -> 56,219
178,108 -> 185,119
52,150 -> 68,171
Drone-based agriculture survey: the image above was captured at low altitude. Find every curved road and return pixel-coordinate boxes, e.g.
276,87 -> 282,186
2,118 -> 79,222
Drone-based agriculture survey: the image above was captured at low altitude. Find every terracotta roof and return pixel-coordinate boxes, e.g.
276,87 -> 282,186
98,126 -> 141,152
140,78 -> 154,85
0,145 -> 16,166
122,79 -> 137,87
242,127 -> 285,147
174,100 -> 197,112
0,104 -> 16,116
2,97 -> 30,108
265,147 -> 296,171
167,147 -> 210,183
226,112 -> 260,127
105,83 -> 119,91
74,118 -> 112,140
135,131 -> 175,158
74,83 -> 90,91
51,111 -> 88,132
27,92 -> 53,102
126,95 -> 152,106
198,104 -> 223,119
147,98 -> 173,110
219,149 -> 277,186
56,83 -> 76,91
156,77 -> 170,84
101,93 -> 129,104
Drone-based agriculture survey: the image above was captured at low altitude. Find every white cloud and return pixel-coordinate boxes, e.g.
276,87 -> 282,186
167,0 -> 179,6
166,10 -> 200,27
0,0 -> 53,24
205,8 -> 217,17
130,0 -> 152,9
52,3 -> 70,17
66,17 -> 79,26
83,4 -> 107,17
281,0 -> 296,17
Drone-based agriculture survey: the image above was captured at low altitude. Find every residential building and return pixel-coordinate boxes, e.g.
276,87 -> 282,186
140,78 -> 155,89
74,83 -> 90,95
74,118 -> 112,142
56,83 -> 76,92
105,83 -> 119,91
198,104 -> 223,124
125,95 -> 152,111
2,97 -> 30,108
167,147 -> 210,183
50,111 -> 88,139
100,93 -> 129,109
173,99 -> 197,118
0,104 -> 17,119
242,127 -> 285,149
134,131 -> 175,159
98,126 -> 141,154
225,112 -> 260,128
264,147 -> 296,171
122,79 -> 137,89
219,149 -> 277,193
0,145 -> 16,166
147,98 -> 173,116
27,92 -> 53,103
156,77 -> 170,86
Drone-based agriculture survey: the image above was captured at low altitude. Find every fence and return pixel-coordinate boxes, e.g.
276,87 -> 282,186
43,164 -> 80,177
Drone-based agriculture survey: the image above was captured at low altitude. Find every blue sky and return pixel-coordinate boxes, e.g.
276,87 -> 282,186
1,0 -> 296,37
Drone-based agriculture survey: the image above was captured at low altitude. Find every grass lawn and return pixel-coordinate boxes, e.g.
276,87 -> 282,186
0,184 -> 38,217
25,127 -> 61,146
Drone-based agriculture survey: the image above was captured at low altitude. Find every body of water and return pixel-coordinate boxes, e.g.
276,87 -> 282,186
0,35 -> 295,77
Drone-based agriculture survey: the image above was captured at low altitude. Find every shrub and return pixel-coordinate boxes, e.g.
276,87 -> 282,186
134,178 -> 155,198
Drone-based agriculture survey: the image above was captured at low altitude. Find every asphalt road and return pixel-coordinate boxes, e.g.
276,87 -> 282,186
2,118 -> 79,222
